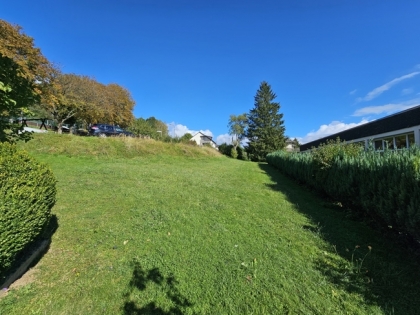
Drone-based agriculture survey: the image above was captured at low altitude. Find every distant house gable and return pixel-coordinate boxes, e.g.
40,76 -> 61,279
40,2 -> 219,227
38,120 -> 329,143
285,139 -> 300,152
190,132 -> 217,148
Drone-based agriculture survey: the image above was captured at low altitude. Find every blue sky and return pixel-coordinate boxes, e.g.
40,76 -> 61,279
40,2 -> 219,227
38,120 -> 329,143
3,0 -> 420,144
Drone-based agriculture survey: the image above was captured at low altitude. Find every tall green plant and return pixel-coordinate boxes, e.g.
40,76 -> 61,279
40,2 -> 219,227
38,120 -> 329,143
267,141 -> 420,240
0,143 -> 56,278
245,82 -> 286,161
311,137 -> 363,182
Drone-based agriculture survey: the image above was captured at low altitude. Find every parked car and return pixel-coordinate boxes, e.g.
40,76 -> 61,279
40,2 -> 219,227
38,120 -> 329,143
89,124 -> 134,137
53,125 -> 70,133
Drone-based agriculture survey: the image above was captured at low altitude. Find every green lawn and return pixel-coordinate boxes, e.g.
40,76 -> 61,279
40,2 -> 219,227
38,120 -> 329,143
2,135 -> 420,314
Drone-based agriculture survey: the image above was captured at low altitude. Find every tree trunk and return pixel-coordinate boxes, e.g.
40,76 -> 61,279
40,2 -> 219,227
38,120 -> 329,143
57,122 -> 63,134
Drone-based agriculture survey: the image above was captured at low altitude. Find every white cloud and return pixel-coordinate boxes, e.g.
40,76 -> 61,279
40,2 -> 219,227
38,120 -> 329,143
301,119 -> 370,144
402,88 -> 414,95
173,124 -> 192,137
215,134 -> 250,146
352,99 -> 420,116
166,122 -> 213,138
349,89 -> 357,95
200,130 -> 214,138
216,134 -> 233,145
357,72 -> 420,102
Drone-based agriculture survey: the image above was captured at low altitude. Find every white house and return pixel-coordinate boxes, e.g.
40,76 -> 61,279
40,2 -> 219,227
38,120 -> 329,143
190,132 -> 217,149
285,139 -> 300,152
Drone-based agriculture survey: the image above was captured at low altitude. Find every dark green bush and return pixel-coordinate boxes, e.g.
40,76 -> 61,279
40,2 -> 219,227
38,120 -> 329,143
0,142 -> 56,278
218,143 -> 248,160
311,138 -> 363,184
218,143 -> 231,156
236,146 -> 248,160
267,143 -> 420,241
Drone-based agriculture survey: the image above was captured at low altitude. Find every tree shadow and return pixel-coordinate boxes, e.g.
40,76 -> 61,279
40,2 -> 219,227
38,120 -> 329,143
122,261 -> 193,315
259,162 -> 420,314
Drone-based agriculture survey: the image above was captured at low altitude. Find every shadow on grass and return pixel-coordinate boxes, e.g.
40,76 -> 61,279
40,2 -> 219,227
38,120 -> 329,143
0,214 -> 59,288
122,261 -> 193,315
259,162 -> 420,315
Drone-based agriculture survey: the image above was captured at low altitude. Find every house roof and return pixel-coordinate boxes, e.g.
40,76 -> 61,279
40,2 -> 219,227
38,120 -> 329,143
190,131 -> 217,145
300,105 -> 420,151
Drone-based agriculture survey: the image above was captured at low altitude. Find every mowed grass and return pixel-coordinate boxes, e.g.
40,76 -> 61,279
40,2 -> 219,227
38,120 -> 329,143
1,134 -> 420,314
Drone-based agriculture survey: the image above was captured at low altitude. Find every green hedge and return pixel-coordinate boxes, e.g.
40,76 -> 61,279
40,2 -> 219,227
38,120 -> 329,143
218,143 -> 248,160
267,144 -> 420,240
0,143 -> 56,278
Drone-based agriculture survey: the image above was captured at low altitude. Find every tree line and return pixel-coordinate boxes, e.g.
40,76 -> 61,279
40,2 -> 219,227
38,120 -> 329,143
127,118 -> 199,144
1,18 -> 295,155
0,19 -> 135,141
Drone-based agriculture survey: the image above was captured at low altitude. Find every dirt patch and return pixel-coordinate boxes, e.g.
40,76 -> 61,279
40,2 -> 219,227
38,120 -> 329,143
0,239 -> 49,298
0,266 -> 39,298
9,267 -> 38,290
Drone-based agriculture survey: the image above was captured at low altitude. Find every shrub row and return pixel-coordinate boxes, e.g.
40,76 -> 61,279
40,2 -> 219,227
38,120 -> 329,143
218,143 -> 248,160
0,142 -> 56,278
266,142 -> 420,240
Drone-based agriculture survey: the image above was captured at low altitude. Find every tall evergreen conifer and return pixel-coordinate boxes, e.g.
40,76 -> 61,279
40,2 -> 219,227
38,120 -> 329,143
246,81 -> 286,161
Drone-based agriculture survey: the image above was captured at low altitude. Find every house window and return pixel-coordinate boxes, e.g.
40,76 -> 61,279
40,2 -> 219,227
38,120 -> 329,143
374,140 -> 383,150
395,134 -> 407,149
408,133 -> 415,147
374,132 -> 415,151
383,137 -> 394,149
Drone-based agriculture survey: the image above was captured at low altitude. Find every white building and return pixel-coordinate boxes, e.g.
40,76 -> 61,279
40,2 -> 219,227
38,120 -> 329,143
300,105 -> 420,151
190,132 -> 217,149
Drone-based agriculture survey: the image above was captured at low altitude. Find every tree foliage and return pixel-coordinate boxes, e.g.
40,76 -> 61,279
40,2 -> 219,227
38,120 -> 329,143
1,19 -> 137,138
228,113 -> 247,149
37,73 -> 90,133
245,81 -> 286,161
179,133 -> 193,143
267,140 -> 420,241
218,142 -> 248,160
291,138 -> 300,150
0,142 -> 56,277
146,117 -> 168,138
101,83 -> 135,127
36,73 -> 135,132
128,117 -> 168,139
0,19 -> 55,142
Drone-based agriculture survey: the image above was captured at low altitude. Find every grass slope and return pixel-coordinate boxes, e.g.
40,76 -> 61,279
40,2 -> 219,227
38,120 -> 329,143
19,133 -> 222,159
1,134 -> 419,314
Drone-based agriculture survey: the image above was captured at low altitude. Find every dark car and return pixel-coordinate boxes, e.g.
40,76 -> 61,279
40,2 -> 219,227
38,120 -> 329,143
53,125 -> 71,133
89,124 -> 134,137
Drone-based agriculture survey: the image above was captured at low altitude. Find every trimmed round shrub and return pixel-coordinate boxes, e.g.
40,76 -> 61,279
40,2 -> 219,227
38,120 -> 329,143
0,142 -> 56,277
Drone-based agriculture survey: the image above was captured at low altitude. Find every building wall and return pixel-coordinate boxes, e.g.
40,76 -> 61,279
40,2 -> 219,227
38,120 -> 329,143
190,133 -> 217,148
351,126 -> 420,150
302,126 -> 420,152
301,105 -> 420,151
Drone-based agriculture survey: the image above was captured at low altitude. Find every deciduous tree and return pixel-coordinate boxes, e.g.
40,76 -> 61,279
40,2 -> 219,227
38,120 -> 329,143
0,19 -> 55,142
228,113 -> 247,150
103,83 -> 135,127
179,133 -> 193,143
146,117 -> 168,139
39,73 -> 95,133
129,118 -> 154,137
38,74 -> 135,132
